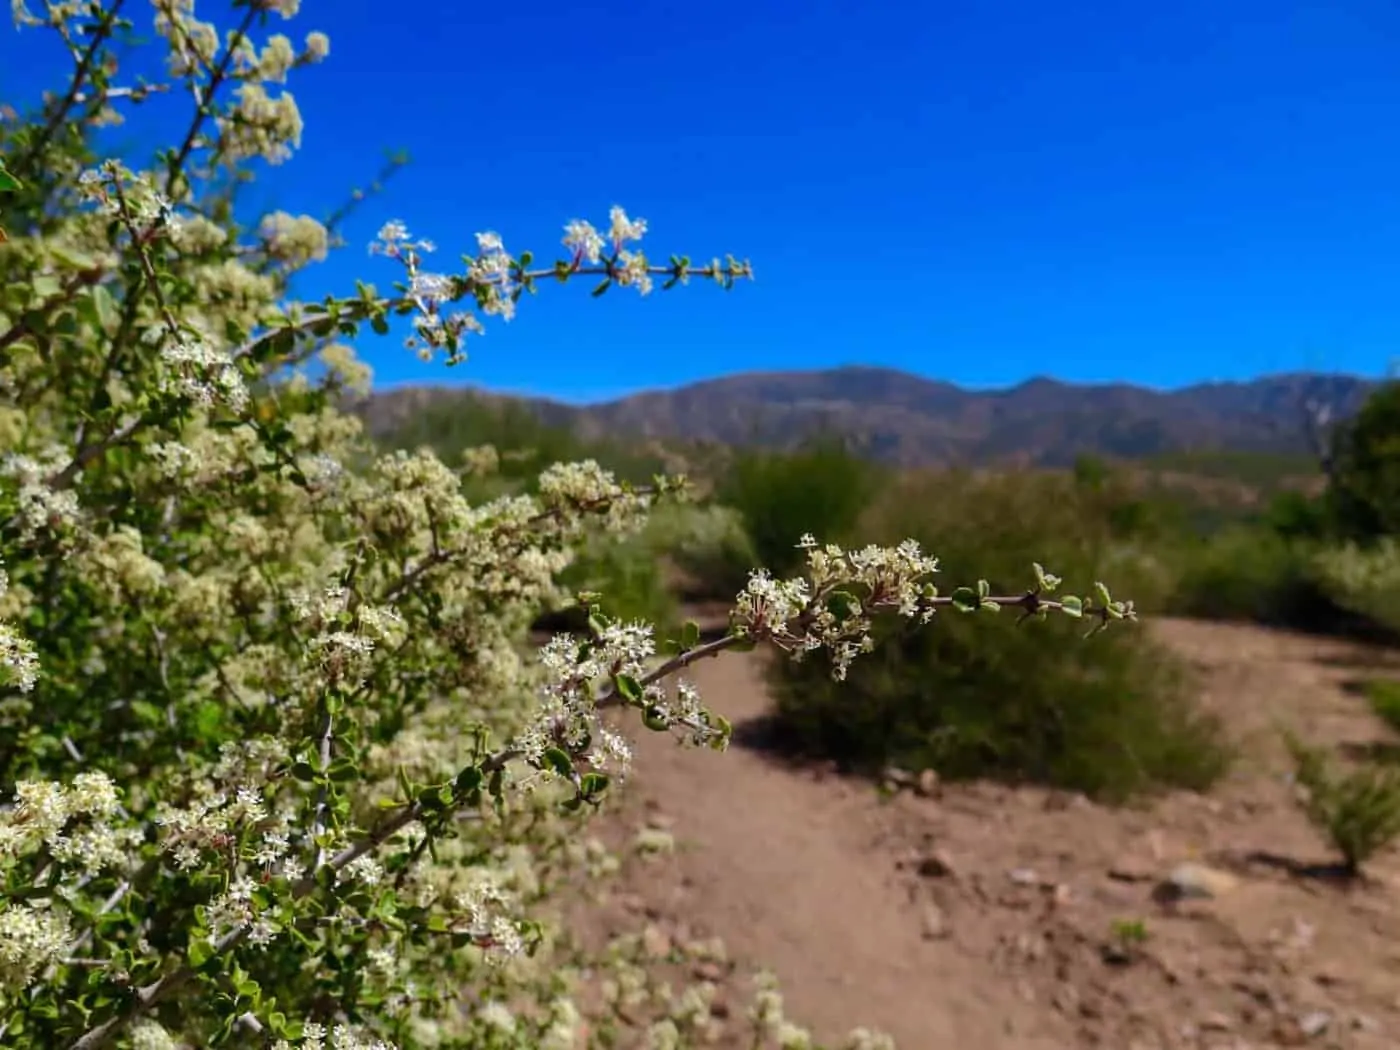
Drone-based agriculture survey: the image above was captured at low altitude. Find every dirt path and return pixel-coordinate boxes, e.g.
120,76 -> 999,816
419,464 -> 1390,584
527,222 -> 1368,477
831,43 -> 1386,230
606,646 -> 1076,1049
581,617 -> 1400,1050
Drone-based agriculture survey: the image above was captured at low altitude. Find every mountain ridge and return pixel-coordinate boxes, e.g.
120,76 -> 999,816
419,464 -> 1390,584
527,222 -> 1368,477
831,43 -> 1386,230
357,366 -> 1381,468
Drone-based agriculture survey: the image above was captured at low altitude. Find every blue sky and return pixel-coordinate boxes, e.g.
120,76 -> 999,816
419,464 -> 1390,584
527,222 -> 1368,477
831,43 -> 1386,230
5,0 -> 1400,402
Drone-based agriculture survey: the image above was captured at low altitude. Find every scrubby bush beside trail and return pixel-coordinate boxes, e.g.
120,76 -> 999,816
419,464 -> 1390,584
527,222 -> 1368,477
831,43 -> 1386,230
0,4 -> 1137,1050
766,470 -> 1229,803
1162,526 -> 1332,628
717,436 -> 882,582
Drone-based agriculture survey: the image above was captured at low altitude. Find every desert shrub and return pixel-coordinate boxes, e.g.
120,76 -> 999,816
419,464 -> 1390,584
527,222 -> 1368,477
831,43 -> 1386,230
717,435 -> 882,580
0,5 -> 1127,1048
549,503 -> 758,630
1327,379 -> 1400,543
641,501 -> 759,603
1312,538 -> 1400,637
766,470 -> 1230,802
556,530 -> 681,635
1262,488 -> 1333,541
1286,733 -> 1400,875
1362,678 -> 1400,736
1164,527 -> 1332,626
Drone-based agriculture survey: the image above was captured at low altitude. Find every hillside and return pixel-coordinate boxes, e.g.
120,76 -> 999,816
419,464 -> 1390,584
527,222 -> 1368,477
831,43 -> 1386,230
356,367 -> 1378,468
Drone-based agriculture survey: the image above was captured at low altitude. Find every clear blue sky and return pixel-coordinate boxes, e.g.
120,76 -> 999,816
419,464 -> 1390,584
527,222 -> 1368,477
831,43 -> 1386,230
5,0 -> 1400,402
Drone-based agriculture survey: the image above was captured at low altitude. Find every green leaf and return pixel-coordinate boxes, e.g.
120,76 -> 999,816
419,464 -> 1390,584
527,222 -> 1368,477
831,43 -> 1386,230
50,245 -> 97,271
416,786 -> 449,811
825,589 -> 861,624
543,747 -> 573,778
1060,595 -> 1084,618
680,619 -> 701,649
190,701 -> 223,741
1032,562 -> 1061,592
708,713 -> 733,750
187,937 -> 213,969
0,165 -> 21,192
949,587 -> 978,613
591,278 -> 612,297
130,699 -> 162,726
455,765 -> 483,794
580,772 -> 610,798
613,673 -> 643,704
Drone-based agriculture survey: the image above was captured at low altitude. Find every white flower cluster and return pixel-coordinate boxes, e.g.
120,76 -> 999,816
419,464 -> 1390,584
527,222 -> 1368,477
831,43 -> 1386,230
0,903 -> 70,994
564,205 -> 653,293
154,784 -> 275,872
735,535 -> 942,680
0,562 -> 38,693
372,204 -> 655,362
0,773 -> 129,993
145,323 -> 249,411
272,1021 -> 398,1050
1,449 -> 84,540
291,583 -> 406,686
0,772 -> 124,862
448,871 -> 526,962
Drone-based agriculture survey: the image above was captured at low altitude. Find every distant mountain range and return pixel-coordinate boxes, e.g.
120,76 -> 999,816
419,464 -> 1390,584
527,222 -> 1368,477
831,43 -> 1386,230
357,367 -> 1381,468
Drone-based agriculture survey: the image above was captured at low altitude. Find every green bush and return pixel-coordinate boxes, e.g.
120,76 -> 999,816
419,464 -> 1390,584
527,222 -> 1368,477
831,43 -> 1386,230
718,435 -> 882,580
1262,488 -> 1332,541
557,531 -> 680,634
550,502 -> 761,631
1363,678 -> 1400,736
643,501 -> 759,602
1164,527 -> 1330,626
1287,733 -> 1400,875
765,470 -> 1231,802
1328,379 -> 1400,542
1312,538 -> 1400,638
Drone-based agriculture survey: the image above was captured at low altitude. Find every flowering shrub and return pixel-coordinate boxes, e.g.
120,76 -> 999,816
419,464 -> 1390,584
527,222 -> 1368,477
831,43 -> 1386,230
0,2 -> 1131,1047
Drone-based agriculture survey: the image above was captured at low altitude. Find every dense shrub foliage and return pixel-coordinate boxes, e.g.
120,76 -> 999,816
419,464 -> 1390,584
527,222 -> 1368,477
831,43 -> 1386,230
0,3 -> 1130,1049
717,437 -> 882,581
1327,380 -> 1400,543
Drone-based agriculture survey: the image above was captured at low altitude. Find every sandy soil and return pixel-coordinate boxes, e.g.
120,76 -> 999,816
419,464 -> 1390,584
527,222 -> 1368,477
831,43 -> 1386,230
575,616 -> 1400,1050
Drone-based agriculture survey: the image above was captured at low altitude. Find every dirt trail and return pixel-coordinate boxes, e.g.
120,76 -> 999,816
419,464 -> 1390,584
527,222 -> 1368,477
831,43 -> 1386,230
611,647 -> 1075,1049
583,618 -> 1400,1050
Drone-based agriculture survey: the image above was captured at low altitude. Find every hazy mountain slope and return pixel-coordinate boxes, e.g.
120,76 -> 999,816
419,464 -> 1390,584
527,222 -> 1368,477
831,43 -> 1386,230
356,367 -> 1377,468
